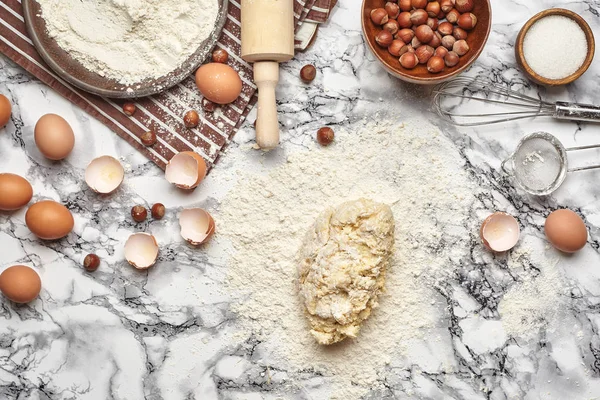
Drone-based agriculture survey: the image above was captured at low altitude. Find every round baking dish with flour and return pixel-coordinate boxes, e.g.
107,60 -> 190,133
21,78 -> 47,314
22,0 -> 229,98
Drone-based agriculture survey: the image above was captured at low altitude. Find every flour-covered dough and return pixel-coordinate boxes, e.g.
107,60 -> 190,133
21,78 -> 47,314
298,198 -> 395,345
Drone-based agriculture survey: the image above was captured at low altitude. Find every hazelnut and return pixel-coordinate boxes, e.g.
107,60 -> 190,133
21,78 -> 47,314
397,12 -> 412,28
300,64 -> 317,82
440,0 -> 454,13
83,254 -> 100,272
436,10 -> 446,19
202,98 -> 217,112
131,205 -> 147,223
388,39 -> 406,57
425,1 -> 440,17
414,25 -> 433,43
457,13 -> 477,30
411,36 -> 422,48
445,51 -> 460,67
183,110 -> 200,128
441,35 -> 456,50
399,0 -> 412,11
446,8 -> 460,24
122,103 -> 136,116
399,52 -> 419,69
415,45 -> 434,64
396,28 -> 415,43
410,9 -> 428,25
434,46 -> 449,59
383,19 -> 400,35
385,2 -> 401,19
212,49 -> 229,63
141,131 -> 157,146
429,31 -> 442,48
453,27 -> 468,40
151,203 -> 165,220
455,0 -> 474,13
371,8 -> 389,25
399,44 -> 415,56
426,17 -> 438,31
438,21 -> 454,36
452,39 -> 470,56
411,0 -> 427,9
375,30 -> 394,47
427,56 -> 445,73
317,127 -> 334,146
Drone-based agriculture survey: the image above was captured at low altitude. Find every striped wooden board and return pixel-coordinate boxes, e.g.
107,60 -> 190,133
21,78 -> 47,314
0,0 -> 335,170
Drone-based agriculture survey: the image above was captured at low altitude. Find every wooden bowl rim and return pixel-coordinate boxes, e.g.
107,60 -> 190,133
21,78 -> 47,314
360,0 -> 492,84
515,8 -> 595,86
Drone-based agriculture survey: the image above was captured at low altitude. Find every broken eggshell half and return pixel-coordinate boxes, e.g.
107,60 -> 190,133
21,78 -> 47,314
124,233 -> 159,270
85,156 -> 125,194
165,151 -> 207,190
480,212 -> 520,252
179,208 -> 215,246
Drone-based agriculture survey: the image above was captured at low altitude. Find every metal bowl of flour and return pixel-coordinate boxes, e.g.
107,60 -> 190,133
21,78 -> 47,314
22,0 -> 229,98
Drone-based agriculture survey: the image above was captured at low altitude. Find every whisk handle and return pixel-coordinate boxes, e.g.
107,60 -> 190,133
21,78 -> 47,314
554,102 -> 600,123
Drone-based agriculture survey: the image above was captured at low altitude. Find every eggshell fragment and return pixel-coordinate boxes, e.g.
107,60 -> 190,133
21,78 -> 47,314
0,94 -> 12,128
85,156 -> 124,194
0,265 -> 41,303
195,63 -> 242,105
34,114 -> 75,160
544,209 -> 587,253
25,200 -> 74,240
0,173 -> 33,211
124,233 -> 159,270
179,208 -> 215,246
480,212 -> 520,252
165,151 -> 207,190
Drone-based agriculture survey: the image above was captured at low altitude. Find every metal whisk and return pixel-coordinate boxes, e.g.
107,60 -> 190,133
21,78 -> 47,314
432,77 -> 600,126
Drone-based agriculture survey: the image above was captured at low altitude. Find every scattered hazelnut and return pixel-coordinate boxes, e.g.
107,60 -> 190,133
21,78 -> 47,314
429,31 -> 442,48
410,9 -> 428,25
415,25 -> 433,43
212,49 -> 229,63
440,0 -> 454,13
446,8 -> 460,24
300,64 -> 317,83
370,8 -> 389,25
141,131 -> 157,146
388,39 -> 406,57
455,0 -> 474,13
425,1 -> 440,17
122,103 -> 136,116
452,39 -> 470,56
397,12 -> 412,28
411,0 -> 427,9
426,17 -> 439,31
383,19 -> 400,35
441,35 -> 456,50
202,98 -> 217,112
438,21 -> 454,36
415,45 -> 434,64
445,51 -> 460,67
131,205 -> 147,223
151,203 -> 166,220
434,46 -> 448,59
375,30 -> 394,47
396,28 -> 415,43
385,2 -> 400,19
317,127 -> 334,146
83,254 -> 100,272
427,56 -> 445,73
399,52 -> 419,69
453,27 -> 468,40
457,13 -> 477,30
399,0 -> 412,11
184,110 -> 200,128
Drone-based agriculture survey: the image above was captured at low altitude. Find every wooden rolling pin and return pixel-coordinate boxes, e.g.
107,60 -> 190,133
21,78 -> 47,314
241,0 -> 294,149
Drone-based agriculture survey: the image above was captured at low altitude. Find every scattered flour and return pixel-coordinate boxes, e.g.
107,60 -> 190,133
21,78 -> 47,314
37,0 -> 219,85
216,118 -> 479,398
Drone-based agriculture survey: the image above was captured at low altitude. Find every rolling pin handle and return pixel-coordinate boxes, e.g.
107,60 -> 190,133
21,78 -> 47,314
254,61 -> 280,150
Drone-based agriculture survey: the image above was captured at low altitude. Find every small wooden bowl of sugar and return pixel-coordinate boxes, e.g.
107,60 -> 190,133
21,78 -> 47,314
515,8 -> 595,86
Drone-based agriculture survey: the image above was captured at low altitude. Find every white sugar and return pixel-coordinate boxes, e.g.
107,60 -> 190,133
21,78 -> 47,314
523,15 -> 588,80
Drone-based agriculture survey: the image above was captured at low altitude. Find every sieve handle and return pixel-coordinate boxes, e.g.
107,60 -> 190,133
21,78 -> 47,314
554,102 -> 600,123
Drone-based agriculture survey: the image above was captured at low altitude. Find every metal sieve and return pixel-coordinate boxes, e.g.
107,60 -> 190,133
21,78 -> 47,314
502,132 -> 600,196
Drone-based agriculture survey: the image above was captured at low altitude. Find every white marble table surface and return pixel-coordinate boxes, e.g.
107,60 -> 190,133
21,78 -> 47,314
2,0 -> 600,399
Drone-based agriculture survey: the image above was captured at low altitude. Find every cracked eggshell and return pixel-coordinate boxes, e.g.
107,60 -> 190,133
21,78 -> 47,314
480,212 -> 520,252
179,208 -> 215,246
165,151 -> 207,190
124,233 -> 159,270
85,156 -> 124,194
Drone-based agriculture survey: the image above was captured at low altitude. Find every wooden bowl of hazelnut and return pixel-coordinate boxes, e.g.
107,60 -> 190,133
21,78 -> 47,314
362,0 -> 492,84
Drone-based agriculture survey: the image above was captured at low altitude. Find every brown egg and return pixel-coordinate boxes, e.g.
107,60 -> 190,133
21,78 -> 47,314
195,63 -> 242,105
34,114 -> 75,160
25,200 -> 74,240
0,173 -> 33,211
544,209 -> 587,253
0,94 -> 11,127
0,265 -> 41,303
